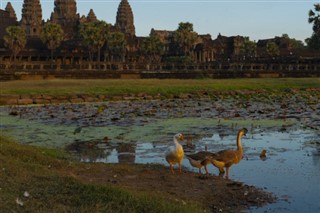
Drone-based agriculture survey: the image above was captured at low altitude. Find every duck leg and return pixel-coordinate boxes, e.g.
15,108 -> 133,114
198,168 -> 202,174
179,163 -> 182,173
225,167 -> 230,179
170,164 -> 174,174
204,165 -> 209,175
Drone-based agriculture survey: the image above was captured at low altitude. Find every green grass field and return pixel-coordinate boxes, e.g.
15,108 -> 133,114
1,78 -> 319,96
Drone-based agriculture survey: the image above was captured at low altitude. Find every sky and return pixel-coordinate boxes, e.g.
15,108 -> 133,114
1,0 -> 318,42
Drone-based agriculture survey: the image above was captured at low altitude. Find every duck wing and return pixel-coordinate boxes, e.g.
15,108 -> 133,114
165,146 -> 176,162
214,149 -> 238,165
186,151 -> 214,161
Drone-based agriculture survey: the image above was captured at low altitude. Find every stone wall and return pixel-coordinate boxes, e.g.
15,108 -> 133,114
1,69 -> 319,81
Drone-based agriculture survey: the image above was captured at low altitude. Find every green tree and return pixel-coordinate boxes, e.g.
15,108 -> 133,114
266,41 -> 280,57
306,4 -> 320,49
140,34 -> 164,63
106,32 -> 127,62
3,26 -> 26,63
79,21 -> 110,64
281,34 -> 305,50
239,37 -> 257,58
40,22 -> 64,67
173,22 -> 198,57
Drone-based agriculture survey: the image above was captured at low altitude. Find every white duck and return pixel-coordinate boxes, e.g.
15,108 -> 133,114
165,133 -> 185,174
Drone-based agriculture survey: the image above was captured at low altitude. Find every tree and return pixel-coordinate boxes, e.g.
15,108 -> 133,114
140,34 -> 164,63
4,26 -> 26,63
173,22 -> 198,57
306,3 -> 320,49
79,21 -> 110,64
281,34 -> 305,50
106,32 -> 126,62
40,22 -> 64,67
239,37 -> 256,59
266,41 -> 280,57
305,34 -> 320,50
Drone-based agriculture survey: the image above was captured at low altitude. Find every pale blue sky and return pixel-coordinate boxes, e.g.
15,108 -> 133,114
1,0 -> 318,42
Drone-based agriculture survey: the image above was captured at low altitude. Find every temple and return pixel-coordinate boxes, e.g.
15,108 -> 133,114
0,0 -> 319,76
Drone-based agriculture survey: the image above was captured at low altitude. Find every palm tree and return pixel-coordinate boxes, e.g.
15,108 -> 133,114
306,4 -> 320,49
308,3 -> 320,35
140,34 -> 164,63
173,22 -> 198,57
4,26 -> 26,63
106,32 -> 127,62
79,21 -> 110,65
40,22 -> 64,67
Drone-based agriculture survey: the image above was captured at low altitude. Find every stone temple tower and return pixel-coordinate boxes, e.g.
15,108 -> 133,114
5,2 -> 17,21
51,0 -> 79,40
115,0 -> 135,36
21,0 -> 42,37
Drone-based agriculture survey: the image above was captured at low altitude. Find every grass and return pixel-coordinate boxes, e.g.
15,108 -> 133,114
0,136 -> 203,212
0,78 -> 319,96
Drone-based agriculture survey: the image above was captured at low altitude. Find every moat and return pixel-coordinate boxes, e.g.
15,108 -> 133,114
0,97 -> 319,212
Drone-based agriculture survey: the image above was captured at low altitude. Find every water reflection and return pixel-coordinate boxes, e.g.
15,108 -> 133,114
116,143 -> 136,163
66,139 -> 137,164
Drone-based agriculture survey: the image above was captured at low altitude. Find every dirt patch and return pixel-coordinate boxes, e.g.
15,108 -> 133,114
75,163 -> 276,212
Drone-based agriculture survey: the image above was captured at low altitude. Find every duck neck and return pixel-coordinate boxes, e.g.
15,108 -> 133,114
173,137 -> 181,147
236,133 -> 243,154
174,137 -> 179,146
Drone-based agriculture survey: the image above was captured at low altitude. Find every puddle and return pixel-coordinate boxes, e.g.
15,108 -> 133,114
0,100 -> 319,212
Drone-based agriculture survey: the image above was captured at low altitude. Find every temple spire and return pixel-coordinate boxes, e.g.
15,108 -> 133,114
51,0 -> 79,39
87,9 -> 97,22
21,0 -> 42,37
115,0 -> 135,36
5,2 -> 17,21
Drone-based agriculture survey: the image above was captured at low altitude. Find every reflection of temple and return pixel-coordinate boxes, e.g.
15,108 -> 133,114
116,143 -> 136,164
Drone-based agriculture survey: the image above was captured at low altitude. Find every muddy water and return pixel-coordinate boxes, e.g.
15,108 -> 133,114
0,99 -> 319,212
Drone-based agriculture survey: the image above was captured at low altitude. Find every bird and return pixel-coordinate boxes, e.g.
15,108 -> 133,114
183,134 -> 195,152
260,149 -> 267,161
210,128 -> 248,179
186,150 -> 216,175
165,133 -> 185,174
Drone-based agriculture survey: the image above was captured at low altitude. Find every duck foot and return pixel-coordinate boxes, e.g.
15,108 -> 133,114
198,174 -> 209,180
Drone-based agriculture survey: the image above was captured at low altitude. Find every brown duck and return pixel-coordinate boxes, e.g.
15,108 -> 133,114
186,145 -> 218,175
210,128 -> 248,178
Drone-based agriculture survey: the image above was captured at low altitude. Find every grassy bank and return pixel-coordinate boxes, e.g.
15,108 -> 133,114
1,78 -> 319,96
0,136 -> 203,212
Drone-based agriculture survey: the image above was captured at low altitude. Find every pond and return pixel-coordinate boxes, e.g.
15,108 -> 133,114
0,98 -> 319,212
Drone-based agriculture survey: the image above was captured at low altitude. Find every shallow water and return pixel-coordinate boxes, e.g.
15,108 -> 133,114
65,129 -> 320,212
0,101 -> 319,212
